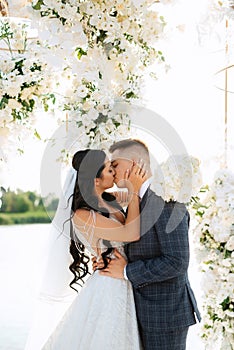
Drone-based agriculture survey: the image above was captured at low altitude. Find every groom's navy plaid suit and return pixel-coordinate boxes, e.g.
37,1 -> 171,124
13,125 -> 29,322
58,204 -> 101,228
124,188 -> 201,350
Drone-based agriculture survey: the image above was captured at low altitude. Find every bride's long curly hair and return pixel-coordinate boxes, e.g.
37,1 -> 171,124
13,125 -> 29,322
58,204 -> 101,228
69,149 -> 123,292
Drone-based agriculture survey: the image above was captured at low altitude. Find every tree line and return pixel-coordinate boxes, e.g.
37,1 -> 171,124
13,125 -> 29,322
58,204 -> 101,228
0,187 -> 59,213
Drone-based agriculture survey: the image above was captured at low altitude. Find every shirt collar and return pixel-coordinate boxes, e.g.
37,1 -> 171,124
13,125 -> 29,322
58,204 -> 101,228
139,177 -> 152,199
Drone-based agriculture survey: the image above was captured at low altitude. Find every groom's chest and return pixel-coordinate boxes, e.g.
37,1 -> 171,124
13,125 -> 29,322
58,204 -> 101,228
125,228 -> 160,262
125,192 -> 163,259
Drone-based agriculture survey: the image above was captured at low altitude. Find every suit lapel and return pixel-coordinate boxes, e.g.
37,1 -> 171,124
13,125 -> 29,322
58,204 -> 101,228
140,187 -> 152,211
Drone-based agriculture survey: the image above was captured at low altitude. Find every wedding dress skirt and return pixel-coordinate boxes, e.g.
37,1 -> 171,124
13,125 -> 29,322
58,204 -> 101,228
42,268 -> 142,350
42,209 -> 142,350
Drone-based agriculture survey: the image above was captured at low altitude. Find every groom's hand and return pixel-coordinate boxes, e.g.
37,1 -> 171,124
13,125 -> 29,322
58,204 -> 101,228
99,249 -> 127,279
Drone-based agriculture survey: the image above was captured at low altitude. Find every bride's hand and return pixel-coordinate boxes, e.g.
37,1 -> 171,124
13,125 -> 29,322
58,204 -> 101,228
91,256 -> 97,271
125,160 -> 148,194
91,255 -> 105,271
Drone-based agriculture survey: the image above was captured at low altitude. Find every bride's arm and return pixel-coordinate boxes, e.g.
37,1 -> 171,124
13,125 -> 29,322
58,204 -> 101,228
74,193 -> 140,242
109,209 -> 125,224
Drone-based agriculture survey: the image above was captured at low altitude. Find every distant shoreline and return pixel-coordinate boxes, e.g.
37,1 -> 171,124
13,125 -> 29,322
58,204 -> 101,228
0,211 -> 55,225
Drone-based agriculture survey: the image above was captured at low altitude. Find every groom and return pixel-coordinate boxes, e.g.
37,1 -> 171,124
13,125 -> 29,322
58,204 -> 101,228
99,139 -> 201,350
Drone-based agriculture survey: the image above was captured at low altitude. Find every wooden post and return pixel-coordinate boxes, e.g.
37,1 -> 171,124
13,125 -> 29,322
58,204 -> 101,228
224,19 -> 229,168
0,0 -> 9,16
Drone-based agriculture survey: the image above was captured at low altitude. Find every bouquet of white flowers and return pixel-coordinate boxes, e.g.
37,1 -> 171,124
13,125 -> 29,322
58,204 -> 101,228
152,154 -> 202,204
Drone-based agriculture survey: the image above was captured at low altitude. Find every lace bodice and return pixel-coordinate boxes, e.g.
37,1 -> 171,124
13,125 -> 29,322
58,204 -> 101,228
72,210 -> 125,258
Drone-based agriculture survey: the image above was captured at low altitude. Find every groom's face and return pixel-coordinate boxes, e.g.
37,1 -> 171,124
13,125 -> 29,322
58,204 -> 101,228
111,151 -> 133,188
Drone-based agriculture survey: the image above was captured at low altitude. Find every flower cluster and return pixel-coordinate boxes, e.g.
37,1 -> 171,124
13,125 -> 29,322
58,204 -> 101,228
0,18 -> 56,142
30,0 -> 168,149
192,169 -> 234,349
152,155 -> 202,204
210,0 -> 234,20
200,0 -> 234,23
58,110 -> 131,161
197,0 -> 234,46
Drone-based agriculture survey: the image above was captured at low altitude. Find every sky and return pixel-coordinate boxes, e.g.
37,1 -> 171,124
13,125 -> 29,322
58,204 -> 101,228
1,0 -> 234,193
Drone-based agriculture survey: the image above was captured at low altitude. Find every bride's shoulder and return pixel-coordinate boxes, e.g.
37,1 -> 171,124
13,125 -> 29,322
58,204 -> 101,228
74,208 -> 106,225
73,208 -> 95,225
74,207 -> 89,216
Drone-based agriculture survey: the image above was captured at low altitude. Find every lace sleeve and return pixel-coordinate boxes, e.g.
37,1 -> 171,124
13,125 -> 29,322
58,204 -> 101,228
72,210 -> 98,256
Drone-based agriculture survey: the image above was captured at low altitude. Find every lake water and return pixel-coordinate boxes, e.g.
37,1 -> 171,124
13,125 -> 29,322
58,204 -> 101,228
0,224 -> 205,350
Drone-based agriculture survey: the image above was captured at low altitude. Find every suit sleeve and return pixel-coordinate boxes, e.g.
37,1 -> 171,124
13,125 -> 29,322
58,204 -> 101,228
126,201 -> 190,288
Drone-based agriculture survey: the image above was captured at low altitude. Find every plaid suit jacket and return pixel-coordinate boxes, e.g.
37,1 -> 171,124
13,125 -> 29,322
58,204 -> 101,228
125,188 -> 201,333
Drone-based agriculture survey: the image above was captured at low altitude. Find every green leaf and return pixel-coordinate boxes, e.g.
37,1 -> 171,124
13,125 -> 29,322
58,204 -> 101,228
0,96 -> 9,109
220,296 -> 230,311
50,94 -> 56,104
17,148 -> 24,155
15,59 -> 25,75
76,47 -> 87,60
0,22 -> 13,40
41,94 -> 55,112
224,249 -> 232,258
124,33 -> 133,43
30,62 -> 42,72
125,91 -> 137,99
32,0 -> 44,10
95,113 -> 107,124
34,130 -> 41,140
159,15 -> 166,24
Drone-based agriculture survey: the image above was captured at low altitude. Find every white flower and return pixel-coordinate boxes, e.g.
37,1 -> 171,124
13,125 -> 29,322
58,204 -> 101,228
81,114 -> 96,129
3,81 -> 21,98
225,310 -> 234,318
7,99 -> 22,109
211,224 -> 230,243
226,235 -> 234,251
192,167 -> 234,347
0,126 -> 10,138
152,155 -> 202,203
0,109 -> 13,123
20,87 -> 34,100
0,60 -> 15,74
85,109 -> 99,121
2,0 -> 175,164
82,100 -> 96,111
76,85 -> 88,99
221,259 -> 232,268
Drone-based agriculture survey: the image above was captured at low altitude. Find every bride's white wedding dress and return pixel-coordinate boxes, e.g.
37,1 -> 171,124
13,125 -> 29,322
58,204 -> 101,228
42,211 -> 142,350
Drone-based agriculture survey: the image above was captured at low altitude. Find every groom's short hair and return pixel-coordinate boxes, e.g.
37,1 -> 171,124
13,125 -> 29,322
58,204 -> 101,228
109,138 -> 149,155
109,138 -> 152,175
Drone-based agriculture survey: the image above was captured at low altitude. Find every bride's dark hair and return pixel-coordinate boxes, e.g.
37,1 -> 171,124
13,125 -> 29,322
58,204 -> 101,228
69,149 -> 123,292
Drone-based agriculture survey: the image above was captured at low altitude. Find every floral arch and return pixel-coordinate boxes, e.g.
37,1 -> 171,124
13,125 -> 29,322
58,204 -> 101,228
0,1 -> 234,349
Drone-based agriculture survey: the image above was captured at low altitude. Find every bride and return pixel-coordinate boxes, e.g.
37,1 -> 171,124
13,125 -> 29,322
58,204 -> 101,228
42,149 -> 146,349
